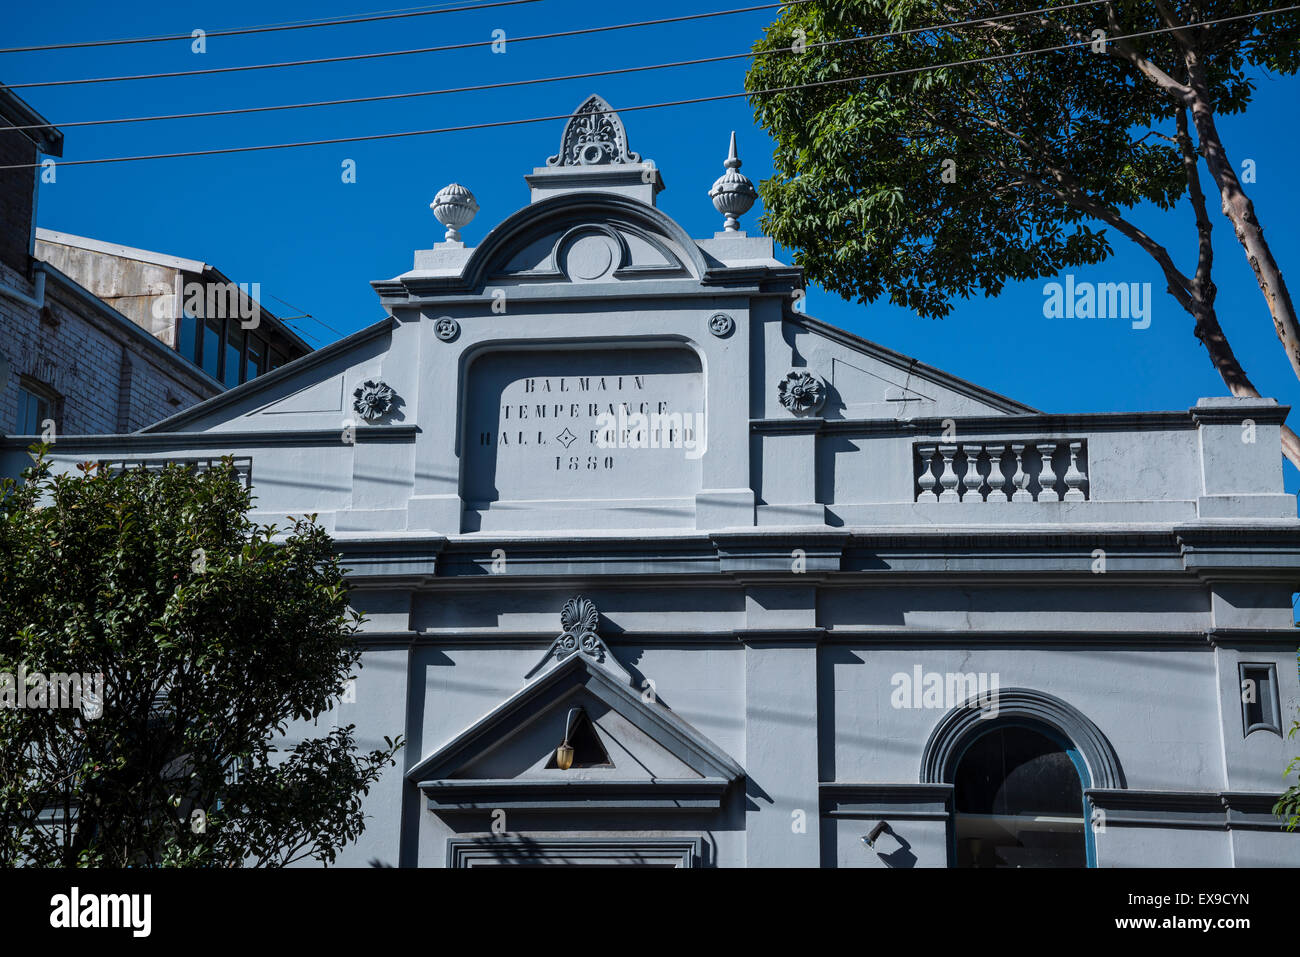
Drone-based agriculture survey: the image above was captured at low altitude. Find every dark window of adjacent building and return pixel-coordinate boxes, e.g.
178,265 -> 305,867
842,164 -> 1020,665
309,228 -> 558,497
1240,663 -> 1282,737
224,324 -> 244,389
177,311 -> 199,365
15,379 -> 59,435
201,317 -> 222,380
268,347 -> 286,372
244,334 -> 265,381
953,723 -> 1088,868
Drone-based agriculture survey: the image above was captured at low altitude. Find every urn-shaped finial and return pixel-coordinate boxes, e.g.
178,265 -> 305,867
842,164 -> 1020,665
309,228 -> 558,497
709,131 -> 757,232
430,182 -> 479,243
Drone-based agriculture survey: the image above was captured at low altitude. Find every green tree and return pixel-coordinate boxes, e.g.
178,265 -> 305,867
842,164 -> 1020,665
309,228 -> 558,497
1278,649 -> 1300,831
0,452 -> 402,867
746,0 -> 1300,465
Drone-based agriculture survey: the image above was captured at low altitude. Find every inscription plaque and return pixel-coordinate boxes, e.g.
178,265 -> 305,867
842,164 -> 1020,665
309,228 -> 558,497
464,348 -> 704,505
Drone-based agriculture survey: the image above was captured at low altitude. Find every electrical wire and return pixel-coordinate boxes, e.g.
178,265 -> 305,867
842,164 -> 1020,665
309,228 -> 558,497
3,3 -> 1291,170
1,1 -> 817,90
2,0 -> 1113,133
0,0 -> 542,54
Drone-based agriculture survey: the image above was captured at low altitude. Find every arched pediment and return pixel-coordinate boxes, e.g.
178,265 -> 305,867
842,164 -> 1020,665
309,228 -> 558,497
461,192 -> 708,289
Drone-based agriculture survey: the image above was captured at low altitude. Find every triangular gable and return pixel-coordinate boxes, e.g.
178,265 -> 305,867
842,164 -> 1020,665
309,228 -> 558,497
791,314 -> 1038,417
407,653 -> 744,813
139,317 -> 397,433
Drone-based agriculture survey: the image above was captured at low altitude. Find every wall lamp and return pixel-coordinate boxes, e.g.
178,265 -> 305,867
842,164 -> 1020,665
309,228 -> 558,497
862,821 -> 892,848
554,707 -> 583,770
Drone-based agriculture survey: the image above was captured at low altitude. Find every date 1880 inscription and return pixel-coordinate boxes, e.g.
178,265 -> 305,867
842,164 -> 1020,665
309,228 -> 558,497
465,349 -> 704,505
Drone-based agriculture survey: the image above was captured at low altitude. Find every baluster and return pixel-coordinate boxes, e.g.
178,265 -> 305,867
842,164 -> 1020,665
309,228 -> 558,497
916,445 -> 939,502
984,444 -> 1008,502
974,445 -> 992,502
1037,440 -> 1060,502
1063,440 -> 1087,501
956,445 -> 974,502
938,445 -> 959,502
1010,443 -> 1032,502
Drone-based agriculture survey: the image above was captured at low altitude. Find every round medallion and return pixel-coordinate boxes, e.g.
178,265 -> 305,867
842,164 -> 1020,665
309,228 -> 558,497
435,316 -> 460,342
565,234 -> 616,281
709,312 -> 735,338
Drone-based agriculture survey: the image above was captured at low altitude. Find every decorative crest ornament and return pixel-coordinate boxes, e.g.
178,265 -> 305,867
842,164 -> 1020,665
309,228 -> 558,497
351,379 -> 397,421
526,596 -> 610,678
709,131 -> 757,232
777,370 -> 827,416
430,182 -> 478,243
546,95 -> 642,168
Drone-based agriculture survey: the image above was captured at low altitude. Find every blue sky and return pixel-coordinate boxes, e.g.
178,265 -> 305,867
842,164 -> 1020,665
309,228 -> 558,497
8,0 -> 1300,488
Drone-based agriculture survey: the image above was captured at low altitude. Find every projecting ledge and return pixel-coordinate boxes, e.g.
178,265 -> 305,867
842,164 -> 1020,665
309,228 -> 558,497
417,777 -> 734,812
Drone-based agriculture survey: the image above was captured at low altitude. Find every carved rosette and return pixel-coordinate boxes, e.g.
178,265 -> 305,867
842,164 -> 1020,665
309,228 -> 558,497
546,94 -> 642,167
351,379 -> 396,421
777,370 -> 826,416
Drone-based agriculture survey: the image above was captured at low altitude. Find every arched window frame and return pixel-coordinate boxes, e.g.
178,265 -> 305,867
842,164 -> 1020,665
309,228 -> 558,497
921,688 -> 1126,869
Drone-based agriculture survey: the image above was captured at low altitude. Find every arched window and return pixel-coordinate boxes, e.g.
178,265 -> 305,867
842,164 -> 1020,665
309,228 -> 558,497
952,722 -> 1090,868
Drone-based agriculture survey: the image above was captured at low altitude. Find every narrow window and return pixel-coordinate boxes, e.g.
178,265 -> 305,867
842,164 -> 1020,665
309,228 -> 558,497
177,311 -> 199,364
15,380 -> 58,435
224,324 -> 244,389
201,317 -> 222,380
1240,663 -> 1282,737
245,335 -> 265,381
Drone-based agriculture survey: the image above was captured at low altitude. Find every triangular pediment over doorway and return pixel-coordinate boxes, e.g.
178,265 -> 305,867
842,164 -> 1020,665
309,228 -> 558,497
406,654 -> 743,812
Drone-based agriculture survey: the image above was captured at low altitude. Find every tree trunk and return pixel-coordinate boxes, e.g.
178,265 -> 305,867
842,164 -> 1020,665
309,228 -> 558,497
1186,53 -> 1300,387
1193,304 -> 1300,467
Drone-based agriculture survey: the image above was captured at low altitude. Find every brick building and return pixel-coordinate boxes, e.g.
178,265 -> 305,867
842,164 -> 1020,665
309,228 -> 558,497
35,229 -> 312,397
0,86 -> 310,439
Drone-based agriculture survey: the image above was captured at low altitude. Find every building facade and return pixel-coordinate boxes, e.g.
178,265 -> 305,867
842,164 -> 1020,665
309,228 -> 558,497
34,229 -> 312,392
1,86 -> 310,439
7,96 -> 1299,867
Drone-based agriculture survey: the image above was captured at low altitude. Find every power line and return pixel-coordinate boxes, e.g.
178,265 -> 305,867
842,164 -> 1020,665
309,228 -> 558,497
280,320 -> 328,345
0,0 -> 542,54
265,294 -> 349,339
3,0 -> 1113,133
1,1 -> 816,90
0,0 -> 541,54
3,4 -> 1291,170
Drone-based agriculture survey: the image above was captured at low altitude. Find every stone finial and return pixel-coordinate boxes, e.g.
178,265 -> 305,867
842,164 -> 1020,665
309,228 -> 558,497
430,182 -> 479,243
709,131 -> 757,232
